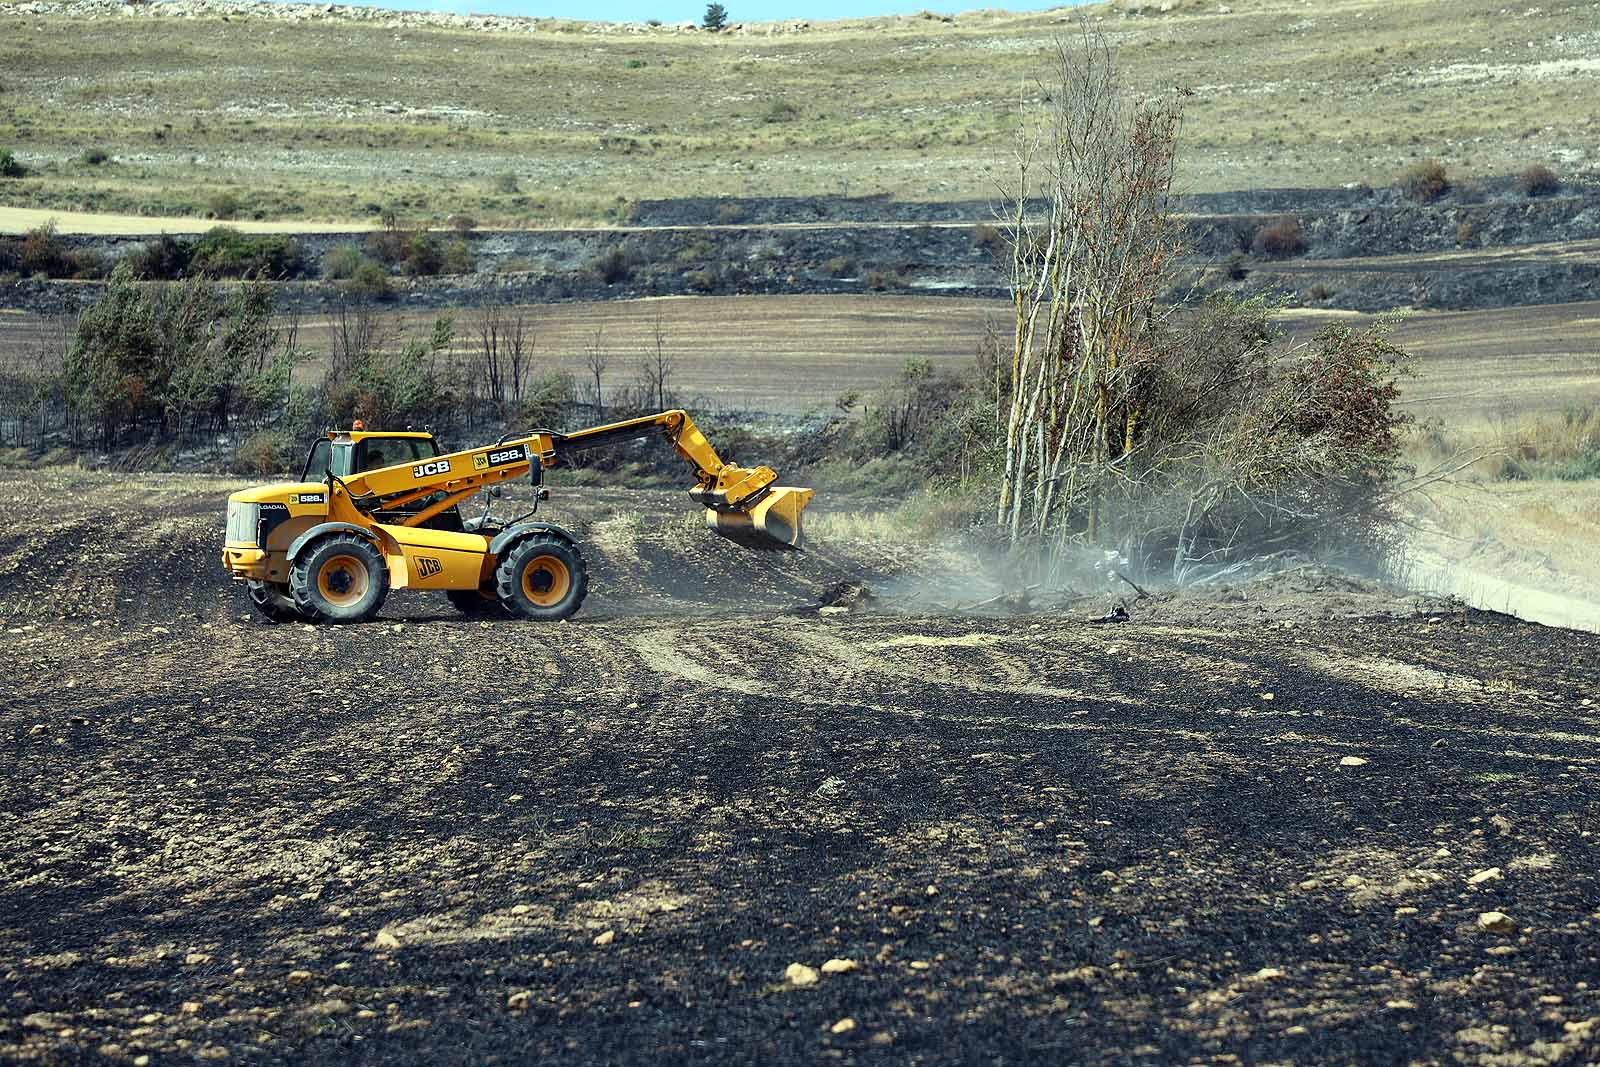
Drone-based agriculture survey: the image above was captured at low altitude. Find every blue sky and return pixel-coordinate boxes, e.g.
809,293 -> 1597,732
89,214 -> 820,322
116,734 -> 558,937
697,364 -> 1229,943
322,0 -> 1075,24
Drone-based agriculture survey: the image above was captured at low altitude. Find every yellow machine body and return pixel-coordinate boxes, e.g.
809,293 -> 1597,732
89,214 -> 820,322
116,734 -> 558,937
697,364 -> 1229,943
220,410 -> 814,622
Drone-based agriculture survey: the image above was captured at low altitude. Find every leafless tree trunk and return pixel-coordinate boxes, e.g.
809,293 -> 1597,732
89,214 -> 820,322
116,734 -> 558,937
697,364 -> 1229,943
995,22 -> 1184,556
637,309 -> 674,412
583,325 -> 608,419
476,298 -> 534,424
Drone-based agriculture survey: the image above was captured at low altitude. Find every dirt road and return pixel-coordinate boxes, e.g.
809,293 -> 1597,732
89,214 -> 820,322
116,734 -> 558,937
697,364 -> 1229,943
2,469 -> 1598,1064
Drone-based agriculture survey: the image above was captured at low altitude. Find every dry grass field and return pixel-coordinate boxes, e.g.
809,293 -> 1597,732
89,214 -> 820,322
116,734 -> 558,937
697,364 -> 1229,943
1,0 -> 1597,225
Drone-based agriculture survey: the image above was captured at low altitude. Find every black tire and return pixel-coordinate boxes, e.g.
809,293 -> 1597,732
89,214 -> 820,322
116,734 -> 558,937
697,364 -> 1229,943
494,534 -> 588,621
447,587 -> 507,617
290,534 -> 390,624
246,579 -> 320,624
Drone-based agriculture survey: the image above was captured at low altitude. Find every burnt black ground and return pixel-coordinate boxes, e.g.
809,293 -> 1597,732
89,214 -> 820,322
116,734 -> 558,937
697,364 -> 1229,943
2,470 -> 1598,1065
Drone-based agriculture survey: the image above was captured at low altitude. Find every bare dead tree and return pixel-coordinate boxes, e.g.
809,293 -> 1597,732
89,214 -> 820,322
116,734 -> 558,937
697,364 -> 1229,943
328,300 -> 393,382
583,325 -> 608,419
476,297 -> 534,424
637,308 -> 675,412
996,22 -> 1185,553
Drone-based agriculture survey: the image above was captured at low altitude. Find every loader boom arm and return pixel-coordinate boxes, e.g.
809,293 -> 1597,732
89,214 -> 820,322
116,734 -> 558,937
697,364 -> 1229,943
323,410 -> 812,549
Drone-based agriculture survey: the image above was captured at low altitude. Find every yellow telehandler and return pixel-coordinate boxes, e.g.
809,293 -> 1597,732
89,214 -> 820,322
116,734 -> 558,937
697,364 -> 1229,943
221,409 -> 813,624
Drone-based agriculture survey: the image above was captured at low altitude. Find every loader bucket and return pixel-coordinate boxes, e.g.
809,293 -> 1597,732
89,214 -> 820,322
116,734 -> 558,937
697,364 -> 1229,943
706,486 -> 815,550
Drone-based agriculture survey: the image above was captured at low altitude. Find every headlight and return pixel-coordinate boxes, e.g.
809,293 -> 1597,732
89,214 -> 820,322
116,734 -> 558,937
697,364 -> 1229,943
226,501 -> 262,546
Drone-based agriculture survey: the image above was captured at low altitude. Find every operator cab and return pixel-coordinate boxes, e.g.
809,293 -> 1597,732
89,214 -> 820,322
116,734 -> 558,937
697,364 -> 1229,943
299,428 -> 441,482
300,426 -> 468,532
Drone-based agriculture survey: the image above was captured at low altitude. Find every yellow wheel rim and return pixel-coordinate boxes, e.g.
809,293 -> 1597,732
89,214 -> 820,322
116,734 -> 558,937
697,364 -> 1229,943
521,554 -> 571,607
317,553 -> 369,608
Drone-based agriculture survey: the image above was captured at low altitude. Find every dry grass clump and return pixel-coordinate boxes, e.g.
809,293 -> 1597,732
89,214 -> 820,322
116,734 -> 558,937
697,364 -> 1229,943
1397,158 -> 1451,204
1407,405 -> 1600,481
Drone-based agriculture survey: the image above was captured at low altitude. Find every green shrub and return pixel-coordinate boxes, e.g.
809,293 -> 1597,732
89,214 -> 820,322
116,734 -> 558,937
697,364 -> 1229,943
1516,164 -> 1560,197
81,147 -> 109,166
0,150 -> 24,178
231,430 -> 287,477
865,269 -> 905,291
190,227 -> 306,278
1251,216 -> 1306,258
127,234 -> 193,280
402,234 -> 442,276
321,243 -> 371,280
207,190 -> 243,220
685,268 -> 716,292
440,237 -> 475,275
1397,158 -> 1450,203
703,1 -> 727,30
716,201 -> 745,224
493,172 -> 520,194
762,100 -> 799,124
448,214 -> 477,233
345,260 -> 393,300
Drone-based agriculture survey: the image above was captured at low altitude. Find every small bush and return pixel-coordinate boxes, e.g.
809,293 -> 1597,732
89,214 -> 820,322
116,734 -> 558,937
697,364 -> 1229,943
685,268 -> 716,292
127,234 -> 193,279
716,201 -> 745,224
762,100 -> 799,124
0,149 -> 24,178
440,237 -> 474,275
1251,216 -> 1306,258
232,430 -> 286,477
18,223 -> 71,278
448,214 -> 477,233
1307,283 -> 1334,302
1397,158 -> 1450,204
207,190 -> 243,220
823,255 -> 856,278
865,269 -> 905,291
81,147 -> 109,166
587,246 -> 631,284
365,227 -> 408,266
67,248 -> 108,280
493,172 -> 520,194
1456,221 -> 1475,246
971,223 -> 1006,259
190,227 -> 306,279
345,260 -> 393,300
1516,164 -> 1560,198
321,243 -> 371,280
401,234 -> 443,277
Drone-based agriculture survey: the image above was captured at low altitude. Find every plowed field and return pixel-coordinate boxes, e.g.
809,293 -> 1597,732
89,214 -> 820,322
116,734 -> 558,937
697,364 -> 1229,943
2,469 -> 1598,1065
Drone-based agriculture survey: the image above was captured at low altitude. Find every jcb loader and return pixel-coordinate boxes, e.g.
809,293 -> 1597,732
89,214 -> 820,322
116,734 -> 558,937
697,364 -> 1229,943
221,410 -> 813,624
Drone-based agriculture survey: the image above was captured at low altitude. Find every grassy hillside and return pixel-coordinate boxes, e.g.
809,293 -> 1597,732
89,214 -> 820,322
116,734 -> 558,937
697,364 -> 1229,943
0,0 -> 1596,226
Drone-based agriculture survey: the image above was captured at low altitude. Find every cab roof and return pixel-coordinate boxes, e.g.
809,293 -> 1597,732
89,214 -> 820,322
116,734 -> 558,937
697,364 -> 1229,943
326,429 -> 436,443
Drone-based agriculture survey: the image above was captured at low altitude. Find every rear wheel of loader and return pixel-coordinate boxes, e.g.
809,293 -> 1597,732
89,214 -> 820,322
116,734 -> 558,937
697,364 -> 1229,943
446,587 -> 506,616
290,534 -> 390,624
246,579 -> 319,624
495,534 -> 588,621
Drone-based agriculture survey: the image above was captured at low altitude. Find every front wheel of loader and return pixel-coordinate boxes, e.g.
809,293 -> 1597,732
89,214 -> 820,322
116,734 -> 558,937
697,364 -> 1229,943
495,534 -> 588,621
290,534 -> 390,624
246,579 -> 320,624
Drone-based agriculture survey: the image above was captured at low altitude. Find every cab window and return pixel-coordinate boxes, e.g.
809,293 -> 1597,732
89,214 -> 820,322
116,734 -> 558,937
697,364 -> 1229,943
300,439 -> 332,482
356,437 -> 437,474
